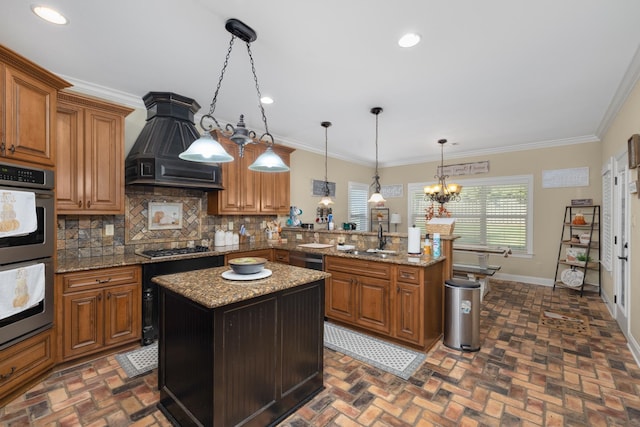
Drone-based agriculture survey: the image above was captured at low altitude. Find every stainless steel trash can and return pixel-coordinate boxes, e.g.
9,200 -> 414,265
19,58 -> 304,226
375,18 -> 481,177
444,278 -> 481,351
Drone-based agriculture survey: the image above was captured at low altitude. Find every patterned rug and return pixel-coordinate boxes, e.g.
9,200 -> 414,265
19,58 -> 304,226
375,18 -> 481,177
539,310 -> 591,335
115,342 -> 158,378
324,322 -> 425,380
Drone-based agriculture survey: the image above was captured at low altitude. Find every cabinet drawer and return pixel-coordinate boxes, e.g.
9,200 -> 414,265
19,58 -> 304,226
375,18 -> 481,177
0,329 -> 54,400
325,256 -> 391,280
396,265 -> 422,285
274,249 -> 290,264
61,265 -> 141,293
225,249 -> 273,263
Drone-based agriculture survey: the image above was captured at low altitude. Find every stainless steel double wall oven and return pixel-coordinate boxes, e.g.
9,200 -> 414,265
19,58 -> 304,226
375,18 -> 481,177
0,162 -> 55,348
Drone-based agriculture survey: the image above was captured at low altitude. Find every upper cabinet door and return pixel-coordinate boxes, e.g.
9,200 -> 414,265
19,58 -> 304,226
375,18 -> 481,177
55,91 -> 132,215
56,102 -> 84,211
2,65 -> 57,167
84,108 -> 124,213
0,45 -> 70,169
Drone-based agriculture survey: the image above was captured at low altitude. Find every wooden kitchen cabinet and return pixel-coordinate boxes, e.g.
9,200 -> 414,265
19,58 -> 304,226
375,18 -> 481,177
56,91 -> 133,214
56,265 -> 141,362
325,255 -> 444,351
259,144 -> 294,214
395,265 -> 424,345
273,249 -> 290,264
0,45 -> 70,167
0,328 -> 55,405
207,132 -> 294,215
325,256 -> 391,335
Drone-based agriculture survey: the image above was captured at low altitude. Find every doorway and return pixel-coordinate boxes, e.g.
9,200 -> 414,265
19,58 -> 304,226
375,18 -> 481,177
614,153 -> 631,336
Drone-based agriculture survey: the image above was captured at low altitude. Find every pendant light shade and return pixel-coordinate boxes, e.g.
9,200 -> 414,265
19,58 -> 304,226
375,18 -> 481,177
178,131 -> 234,163
318,121 -> 334,206
248,146 -> 290,172
368,107 -> 386,204
179,18 -> 289,172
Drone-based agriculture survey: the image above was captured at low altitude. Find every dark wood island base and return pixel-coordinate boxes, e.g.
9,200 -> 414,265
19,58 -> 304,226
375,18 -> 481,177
153,264 -> 328,426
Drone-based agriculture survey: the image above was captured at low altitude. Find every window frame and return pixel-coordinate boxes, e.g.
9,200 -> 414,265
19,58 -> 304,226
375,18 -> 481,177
408,174 -> 534,255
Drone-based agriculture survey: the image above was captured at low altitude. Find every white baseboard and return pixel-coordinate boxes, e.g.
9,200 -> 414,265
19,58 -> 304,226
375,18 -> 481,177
492,272 -> 554,286
628,333 -> 640,367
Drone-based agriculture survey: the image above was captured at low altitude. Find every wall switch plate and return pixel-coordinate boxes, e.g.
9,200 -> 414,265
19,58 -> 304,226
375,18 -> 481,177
228,221 -> 234,231
105,224 -> 114,236
296,234 -> 303,240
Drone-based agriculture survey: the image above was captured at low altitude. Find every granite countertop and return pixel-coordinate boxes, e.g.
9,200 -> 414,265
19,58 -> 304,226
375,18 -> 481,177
152,262 -> 330,309
56,240 -> 448,273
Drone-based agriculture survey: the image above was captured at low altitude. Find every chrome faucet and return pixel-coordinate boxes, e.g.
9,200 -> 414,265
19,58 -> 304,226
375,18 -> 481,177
377,223 -> 387,250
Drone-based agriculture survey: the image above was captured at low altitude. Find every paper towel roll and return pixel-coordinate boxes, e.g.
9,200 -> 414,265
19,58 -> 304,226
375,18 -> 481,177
408,226 -> 422,254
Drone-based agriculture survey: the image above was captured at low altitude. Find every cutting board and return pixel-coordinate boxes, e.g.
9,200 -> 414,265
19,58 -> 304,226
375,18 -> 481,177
297,243 -> 334,249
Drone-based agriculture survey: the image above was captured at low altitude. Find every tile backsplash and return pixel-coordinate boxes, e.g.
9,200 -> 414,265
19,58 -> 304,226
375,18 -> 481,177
56,186 -> 409,259
56,186 -> 278,259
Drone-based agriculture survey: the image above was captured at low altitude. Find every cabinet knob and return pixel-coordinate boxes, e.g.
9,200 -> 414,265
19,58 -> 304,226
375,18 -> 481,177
0,367 -> 16,381
9,144 -> 15,154
87,200 -> 91,208
107,292 -> 111,299
0,141 -> 5,155
78,200 -> 82,208
97,294 -> 102,301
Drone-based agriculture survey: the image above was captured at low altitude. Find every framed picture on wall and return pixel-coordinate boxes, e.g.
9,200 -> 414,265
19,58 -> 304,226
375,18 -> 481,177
148,202 -> 183,230
628,134 -> 640,169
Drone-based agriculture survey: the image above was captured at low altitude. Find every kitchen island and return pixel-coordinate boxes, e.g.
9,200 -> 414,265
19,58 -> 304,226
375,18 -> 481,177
152,262 -> 330,427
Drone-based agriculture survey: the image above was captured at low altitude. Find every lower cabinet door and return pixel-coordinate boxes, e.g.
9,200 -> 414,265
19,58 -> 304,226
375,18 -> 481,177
63,289 -> 104,359
104,284 -> 141,346
395,282 -> 423,345
355,276 -> 390,334
325,272 -> 356,322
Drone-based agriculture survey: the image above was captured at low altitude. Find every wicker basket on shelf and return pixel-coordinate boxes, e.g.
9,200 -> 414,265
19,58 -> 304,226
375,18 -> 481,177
426,220 -> 455,236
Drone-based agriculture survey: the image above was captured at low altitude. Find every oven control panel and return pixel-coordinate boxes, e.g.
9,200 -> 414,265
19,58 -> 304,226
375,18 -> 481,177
0,162 -> 53,189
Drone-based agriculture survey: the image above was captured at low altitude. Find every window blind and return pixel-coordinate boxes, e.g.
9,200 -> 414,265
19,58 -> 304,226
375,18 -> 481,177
348,181 -> 370,231
408,175 -> 533,254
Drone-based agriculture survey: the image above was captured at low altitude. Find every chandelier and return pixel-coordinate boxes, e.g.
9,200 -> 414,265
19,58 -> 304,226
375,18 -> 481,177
179,18 -> 289,172
367,107 -> 386,204
423,139 -> 462,204
318,121 -> 334,206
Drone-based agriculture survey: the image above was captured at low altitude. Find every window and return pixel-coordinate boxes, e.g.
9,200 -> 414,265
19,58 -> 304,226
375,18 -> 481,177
408,175 -> 533,254
348,182 -> 370,231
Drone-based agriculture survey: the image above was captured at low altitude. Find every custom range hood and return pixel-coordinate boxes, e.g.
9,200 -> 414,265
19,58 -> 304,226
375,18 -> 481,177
125,92 -> 223,190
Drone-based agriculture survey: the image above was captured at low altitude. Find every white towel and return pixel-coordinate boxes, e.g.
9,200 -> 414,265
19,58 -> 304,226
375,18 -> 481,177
0,263 -> 45,320
0,190 -> 37,238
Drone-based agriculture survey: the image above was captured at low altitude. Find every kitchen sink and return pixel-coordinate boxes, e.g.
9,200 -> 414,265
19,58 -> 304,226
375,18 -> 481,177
347,249 -> 398,259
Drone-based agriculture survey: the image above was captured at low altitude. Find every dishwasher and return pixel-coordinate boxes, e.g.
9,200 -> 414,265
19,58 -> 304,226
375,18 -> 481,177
288,250 -> 324,271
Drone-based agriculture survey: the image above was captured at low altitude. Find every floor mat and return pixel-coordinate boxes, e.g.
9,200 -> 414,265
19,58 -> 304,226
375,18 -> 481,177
324,322 -> 425,380
539,310 -> 591,335
115,342 -> 158,378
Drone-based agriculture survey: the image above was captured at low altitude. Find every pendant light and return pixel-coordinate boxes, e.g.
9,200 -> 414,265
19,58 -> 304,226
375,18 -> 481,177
368,107 -> 386,204
318,121 -> 334,206
179,18 -> 289,172
423,139 -> 462,204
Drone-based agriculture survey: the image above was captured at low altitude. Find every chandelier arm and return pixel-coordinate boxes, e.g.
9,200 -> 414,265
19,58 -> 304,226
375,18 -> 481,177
199,114 -> 222,132
207,35 -> 236,118
246,42 -> 270,136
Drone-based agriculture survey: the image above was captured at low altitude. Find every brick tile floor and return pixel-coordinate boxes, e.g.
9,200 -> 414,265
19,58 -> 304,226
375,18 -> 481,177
1,280 -> 639,426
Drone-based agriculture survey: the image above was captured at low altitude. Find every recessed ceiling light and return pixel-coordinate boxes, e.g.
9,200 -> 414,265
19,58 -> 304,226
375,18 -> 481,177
260,96 -> 274,105
31,5 -> 68,25
398,33 -> 420,48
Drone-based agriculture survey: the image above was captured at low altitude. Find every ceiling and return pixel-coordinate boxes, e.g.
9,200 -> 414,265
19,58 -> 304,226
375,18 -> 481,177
2,0 -> 640,167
